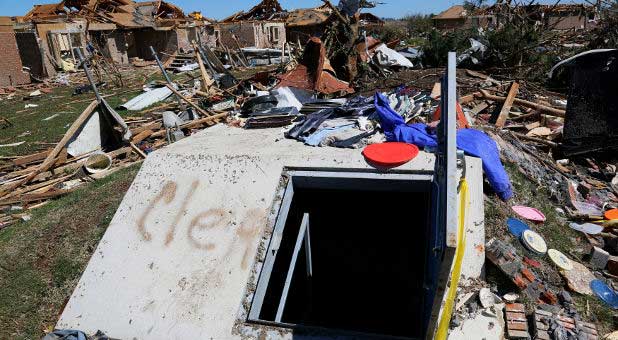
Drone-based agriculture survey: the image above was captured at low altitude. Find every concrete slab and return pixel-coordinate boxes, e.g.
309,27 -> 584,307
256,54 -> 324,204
448,304 -> 506,340
57,124 -> 485,339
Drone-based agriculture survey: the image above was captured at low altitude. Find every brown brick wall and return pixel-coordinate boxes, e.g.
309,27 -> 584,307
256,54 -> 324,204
215,22 -> 286,49
215,23 -> 256,48
0,31 -> 30,86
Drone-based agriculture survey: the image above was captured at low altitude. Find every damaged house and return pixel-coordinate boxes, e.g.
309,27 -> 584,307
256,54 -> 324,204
0,17 -> 31,86
285,4 -> 383,46
433,4 -> 598,31
214,0 -> 287,50
14,0 -> 213,80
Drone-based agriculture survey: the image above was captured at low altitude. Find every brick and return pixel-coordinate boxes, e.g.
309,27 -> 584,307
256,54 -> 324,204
0,32 -> 30,86
524,256 -> 541,268
522,268 -> 536,282
534,309 -> 553,317
513,275 -> 527,289
506,303 -> 525,313
506,311 -> 527,322
590,246 -> 610,269
506,329 -> 529,339
540,291 -> 558,305
507,321 -> 528,330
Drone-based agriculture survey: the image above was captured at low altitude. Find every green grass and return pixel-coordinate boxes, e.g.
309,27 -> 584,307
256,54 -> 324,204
0,67 -> 202,158
0,164 -> 141,339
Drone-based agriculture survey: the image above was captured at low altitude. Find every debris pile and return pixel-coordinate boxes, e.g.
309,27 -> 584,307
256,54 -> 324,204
1,0 -> 618,339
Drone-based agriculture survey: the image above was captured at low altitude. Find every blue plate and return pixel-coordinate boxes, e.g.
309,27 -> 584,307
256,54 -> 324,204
590,279 -> 618,309
507,218 -> 530,238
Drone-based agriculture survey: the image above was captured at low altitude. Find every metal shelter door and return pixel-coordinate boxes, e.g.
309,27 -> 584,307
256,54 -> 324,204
423,52 -> 459,339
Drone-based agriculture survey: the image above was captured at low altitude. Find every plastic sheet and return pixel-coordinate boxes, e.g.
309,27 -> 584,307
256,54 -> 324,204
374,92 -> 513,200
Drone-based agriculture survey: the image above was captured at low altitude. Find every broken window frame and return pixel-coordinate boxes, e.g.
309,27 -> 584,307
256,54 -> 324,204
269,25 -> 280,43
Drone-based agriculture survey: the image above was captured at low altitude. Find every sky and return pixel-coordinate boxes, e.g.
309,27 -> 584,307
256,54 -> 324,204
0,0 -> 585,19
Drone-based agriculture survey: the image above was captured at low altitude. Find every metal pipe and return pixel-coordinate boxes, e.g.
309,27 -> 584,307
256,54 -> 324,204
275,212 -> 312,322
74,48 -> 102,103
149,46 -> 173,85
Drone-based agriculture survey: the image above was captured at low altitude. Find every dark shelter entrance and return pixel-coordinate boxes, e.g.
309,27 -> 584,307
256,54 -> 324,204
248,171 -> 435,339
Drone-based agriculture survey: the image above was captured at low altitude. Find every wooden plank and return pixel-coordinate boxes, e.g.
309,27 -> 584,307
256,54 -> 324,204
166,84 -> 212,117
150,112 -> 227,138
0,188 -> 76,206
0,100 -> 99,198
459,92 -> 481,104
430,82 -> 441,99
12,150 -> 50,167
131,129 -> 154,144
54,147 -> 68,166
192,41 -> 214,91
130,143 -> 147,159
130,121 -> 161,135
470,102 -> 489,116
494,82 -> 519,128
480,89 -> 565,118
525,121 -> 541,130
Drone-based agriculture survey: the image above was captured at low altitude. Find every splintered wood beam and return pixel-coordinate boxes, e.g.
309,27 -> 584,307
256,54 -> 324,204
165,84 -> 212,117
480,90 -> 565,118
494,82 -> 519,128
192,41 -> 214,91
0,100 -> 99,198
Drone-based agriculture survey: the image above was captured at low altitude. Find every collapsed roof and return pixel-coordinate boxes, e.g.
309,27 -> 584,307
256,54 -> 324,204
285,6 -> 332,27
221,0 -> 286,22
23,0 -> 188,28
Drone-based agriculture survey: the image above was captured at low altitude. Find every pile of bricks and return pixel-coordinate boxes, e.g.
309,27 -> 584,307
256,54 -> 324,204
505,303 -> 529,339
486,239 -> 558,305
533,309 -> 598,340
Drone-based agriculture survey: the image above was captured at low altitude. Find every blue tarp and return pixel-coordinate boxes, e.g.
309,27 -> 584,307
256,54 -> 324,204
374,92 -> 513,201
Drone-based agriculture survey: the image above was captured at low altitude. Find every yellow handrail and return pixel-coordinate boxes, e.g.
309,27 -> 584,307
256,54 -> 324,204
435,178 -> 468,340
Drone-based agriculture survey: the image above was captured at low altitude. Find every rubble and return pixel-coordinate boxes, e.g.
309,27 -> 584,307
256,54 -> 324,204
0,0 -> 618,338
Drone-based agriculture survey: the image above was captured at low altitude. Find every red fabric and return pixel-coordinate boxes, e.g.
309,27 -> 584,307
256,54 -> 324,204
362,142 -> 419,168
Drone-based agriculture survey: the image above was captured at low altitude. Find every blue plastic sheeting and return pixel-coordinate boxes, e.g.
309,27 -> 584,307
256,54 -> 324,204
374,92 -> 513,201
507,218 -> 530,238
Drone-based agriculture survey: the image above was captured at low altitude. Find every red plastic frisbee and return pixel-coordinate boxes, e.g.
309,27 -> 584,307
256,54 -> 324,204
362,142 -> 420,168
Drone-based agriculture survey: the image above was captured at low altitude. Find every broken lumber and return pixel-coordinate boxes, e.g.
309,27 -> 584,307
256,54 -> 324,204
0,100 -> 99,198
480,90 -> 565,118
131,129 -> 154,144
130,143 -> 147,159
165,84 -> 212,117
192,41 -> 215,91
512,132 -> 559,148
150,112 -> 228,138
12,150 -> 50,167
495,82 -> 520,128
